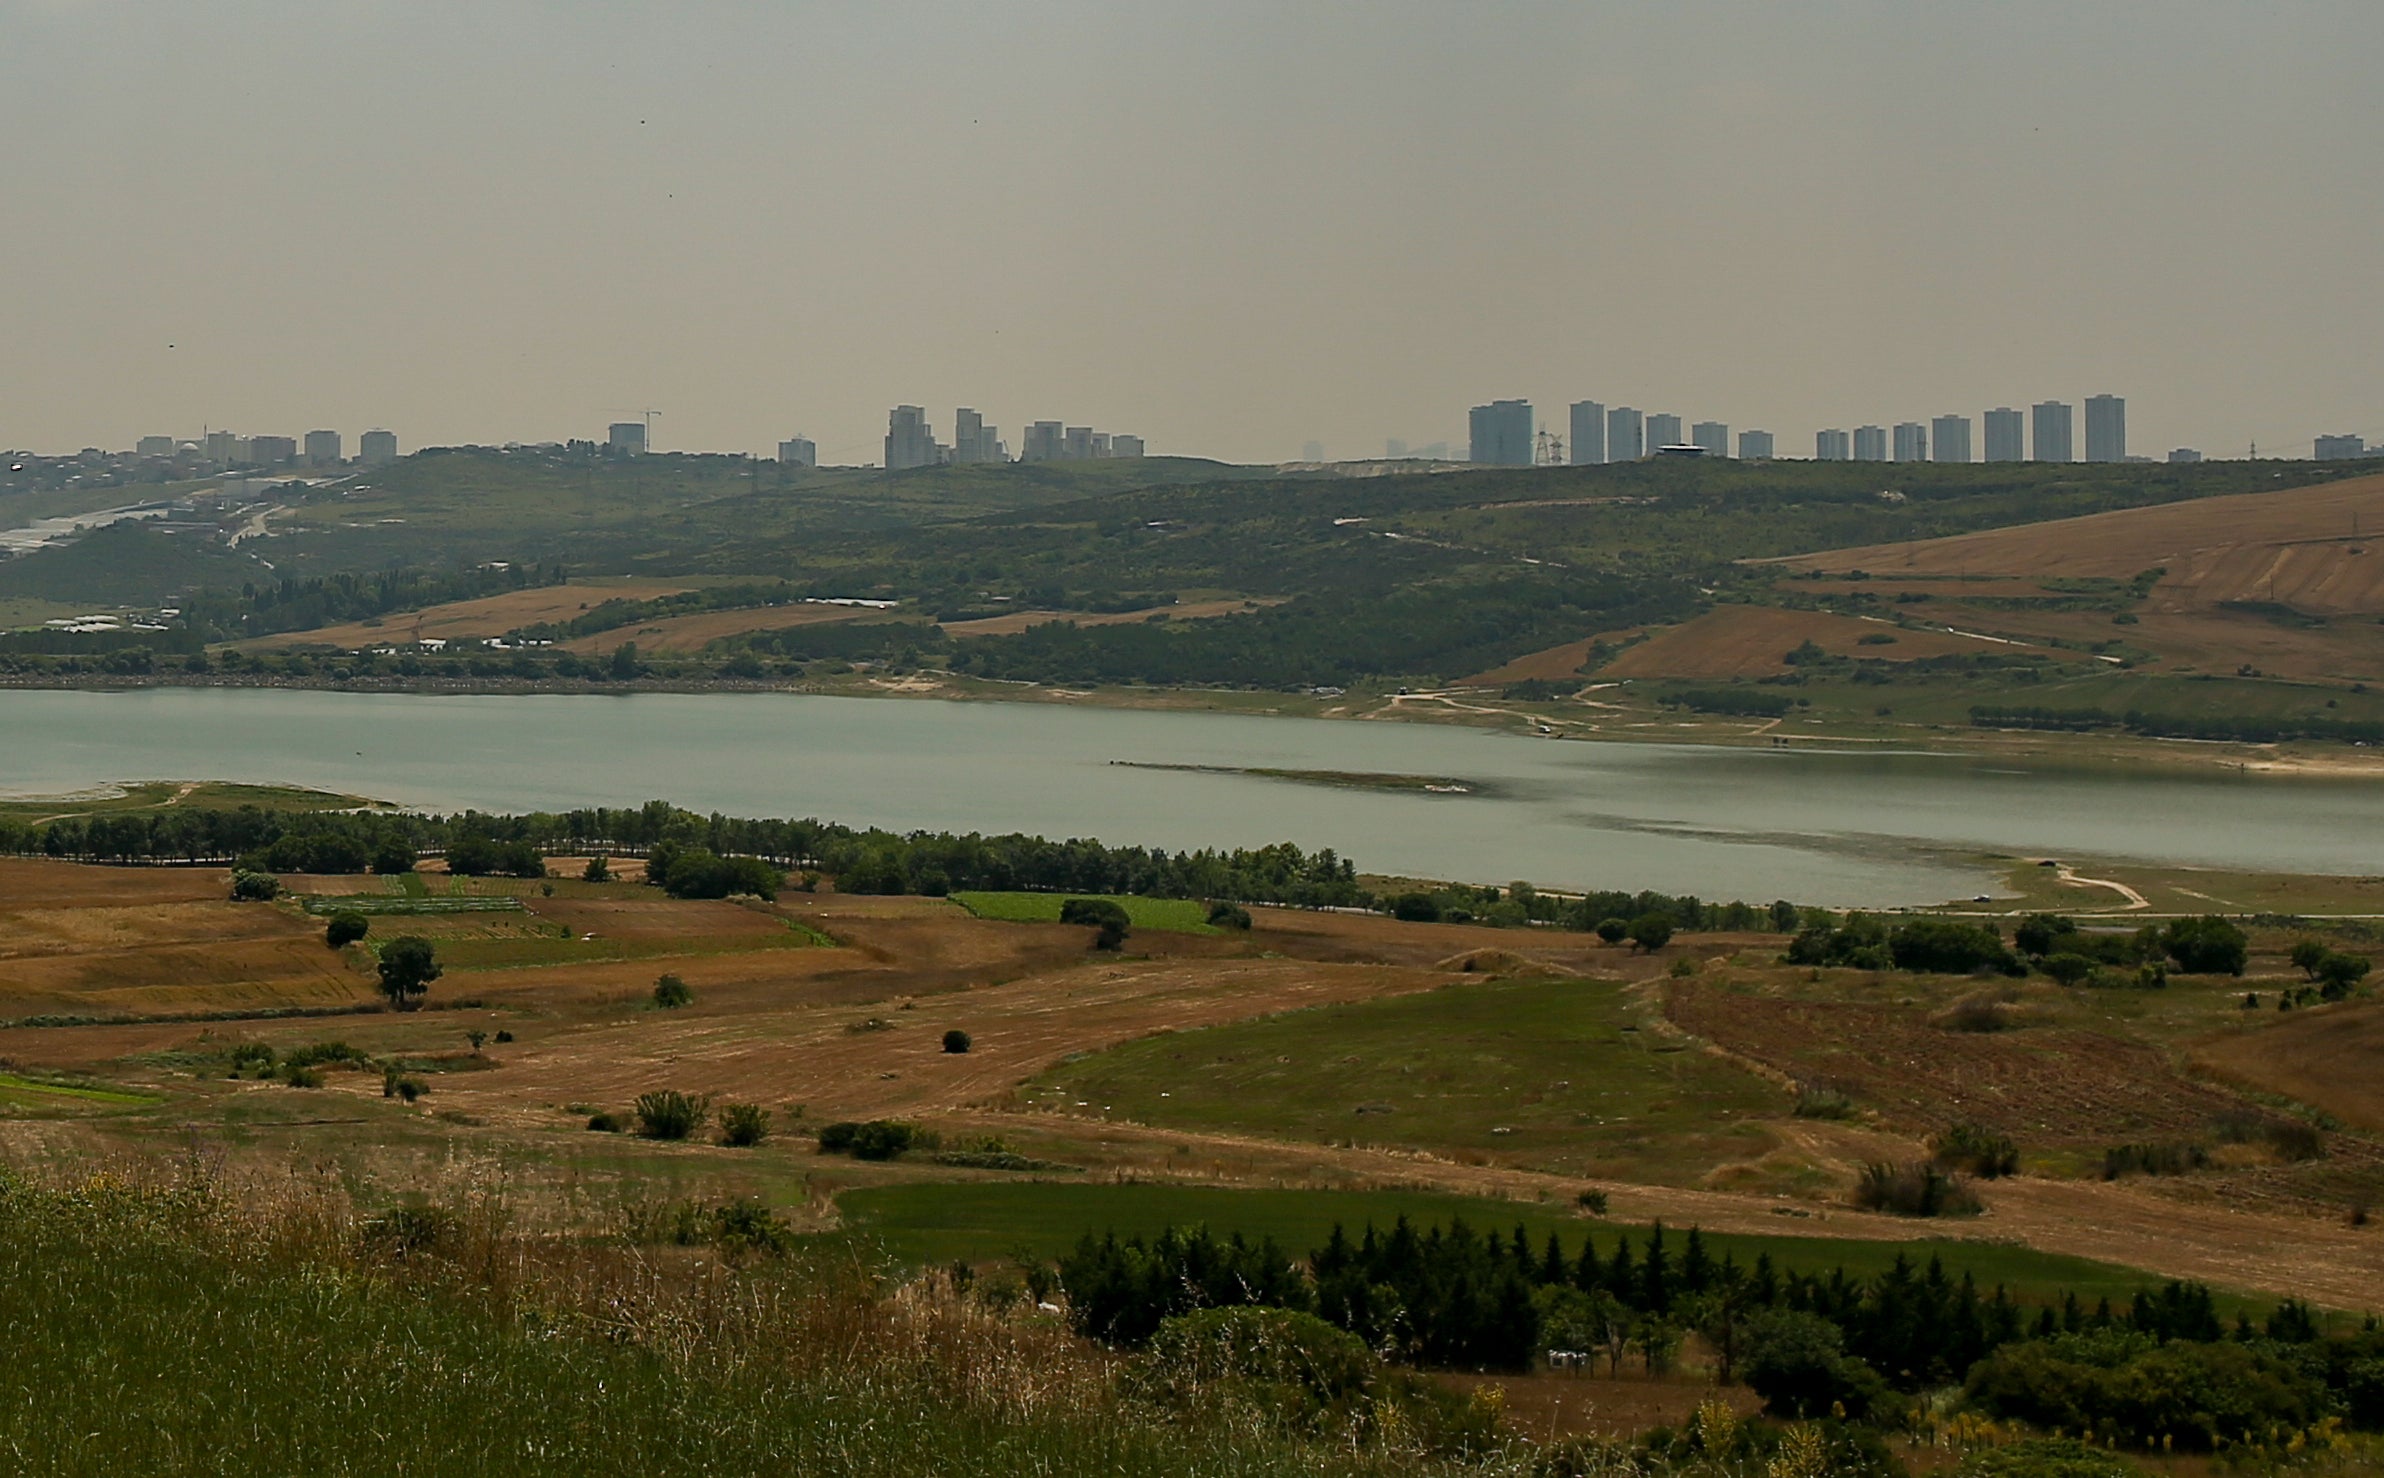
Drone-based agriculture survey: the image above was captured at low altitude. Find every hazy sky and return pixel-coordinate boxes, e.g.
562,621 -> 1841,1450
4,0 -> 2379,463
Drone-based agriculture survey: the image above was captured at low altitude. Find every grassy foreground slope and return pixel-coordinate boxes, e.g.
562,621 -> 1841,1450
0,1178 -> 1395,1478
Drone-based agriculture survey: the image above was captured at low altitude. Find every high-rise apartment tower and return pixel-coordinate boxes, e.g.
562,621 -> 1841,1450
1568,401 -> 1605,464
1983,408 -> 2024,462
1931,416 -> 1971,463
2033,402 -> 2074,463
2084,395 -> 2126,463
1467,400 -> 1534,466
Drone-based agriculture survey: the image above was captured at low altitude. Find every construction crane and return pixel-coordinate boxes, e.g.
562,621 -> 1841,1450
600,408 -> 662,451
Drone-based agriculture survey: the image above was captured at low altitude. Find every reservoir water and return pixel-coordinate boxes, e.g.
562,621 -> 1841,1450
2,687 -> 2378,906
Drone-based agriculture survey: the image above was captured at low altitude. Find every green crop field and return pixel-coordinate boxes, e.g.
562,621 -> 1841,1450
0,1072 -> 160,1110
834,1181 -> 2244,1312
951,891 -> 1220,934
1022,976 -> 1782,1182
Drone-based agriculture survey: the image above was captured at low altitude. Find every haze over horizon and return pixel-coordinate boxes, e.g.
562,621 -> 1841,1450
4,0 -> 2379,463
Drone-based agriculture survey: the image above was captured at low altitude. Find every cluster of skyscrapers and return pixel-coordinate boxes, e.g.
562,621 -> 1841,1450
1466,394 -> 2155,466
881,407 -> 1144,470
1814,396 -> 2132,464
1467,399 -> 1774,466
131,428 -> 398,469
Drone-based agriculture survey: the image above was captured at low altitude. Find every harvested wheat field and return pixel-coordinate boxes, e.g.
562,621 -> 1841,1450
555,602 -> 905,655
240,581 -> 693,650
1782,469 -> 2384,614
1595,604 -> 2060,681
1460,629 -> 1642,686
2193,1000 -> 2384,1135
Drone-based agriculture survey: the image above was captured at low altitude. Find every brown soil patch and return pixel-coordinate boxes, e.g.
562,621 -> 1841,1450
0,859 -> 229,908
1782,470 -> 2384,616
2192,1001 -> 2384,1135
1463,630 -> 1643,686
242,582 -> 692,650
939,597 -> 1275,639
556,603 -> 906,656
1598,606 -> 2059,681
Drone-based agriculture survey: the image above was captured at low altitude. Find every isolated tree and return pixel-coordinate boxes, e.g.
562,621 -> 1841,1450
325,911 -> 369,949
2160,915 -> 2248,976
1206,900 -> 1252,930
1389,892 -> 1442,923
582,855 -> 610,883
1627,914 -> 1675,952
609,642 -> 641,681
1594,917 -> 1629,945
376,936 -> 441,1010
465,1029 -> 487,1055
2290,939 -> 2328,980
652,973 -> 694,1009
1060,897 -> 1132,950
2316,951 -> 2372,999
230,870 -> 279,901
942,1029 -> 972,1054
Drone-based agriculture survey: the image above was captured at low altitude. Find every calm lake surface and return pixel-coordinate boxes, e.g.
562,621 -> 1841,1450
3,687 -> 2379,906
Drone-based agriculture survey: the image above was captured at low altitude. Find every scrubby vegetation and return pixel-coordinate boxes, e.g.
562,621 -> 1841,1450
1049,1213 -> 2383,1460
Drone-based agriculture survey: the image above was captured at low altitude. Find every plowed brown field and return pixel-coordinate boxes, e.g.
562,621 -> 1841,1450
1595,605 -> 2061,681
556,603 -> 904,655
242,582 -> 692,650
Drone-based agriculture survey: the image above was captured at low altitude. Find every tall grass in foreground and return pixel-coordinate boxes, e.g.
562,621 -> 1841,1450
0,1164 -> 1481,1478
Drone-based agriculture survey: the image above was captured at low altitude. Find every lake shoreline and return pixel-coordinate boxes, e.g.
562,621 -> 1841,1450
8,669 -> 2381,782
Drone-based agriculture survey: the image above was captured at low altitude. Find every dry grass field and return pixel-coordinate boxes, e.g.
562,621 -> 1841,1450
1594,604 -> 2064,681
4,856 -> 2383,1310
1782,470 -> 2384,612
2193,1000 -> 2384,1135
240,581 -> 693,650
554,602 -> 901,656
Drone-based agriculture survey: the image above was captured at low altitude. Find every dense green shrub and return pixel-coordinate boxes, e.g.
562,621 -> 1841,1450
1889,919 -> 2020,975
2156,915 -> 2248,976
1854,1162 -> 1982,1217
816,1120 -> 920,1160
1740,1309 -> 1895,1421
651,973 -> 694,1009
1932,1122 -> 2020,1178
444,835 -> 546,878
941,1029 -> 971,1054
1206,900 -> 1252,930
2101,1141 -> 2208,1179
1955,1437 -> 2136,1478
645,840 -> 781,900
324,910 -> 369,948
633,1090 -> 708,1141
1593,917 -> 1628,944
229,869 -> 280,901
1628,914 -> 1675,951
1389,892 -> 1441,923
716,1103 -> 771,1148
1963,1334 -> 2326,1451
